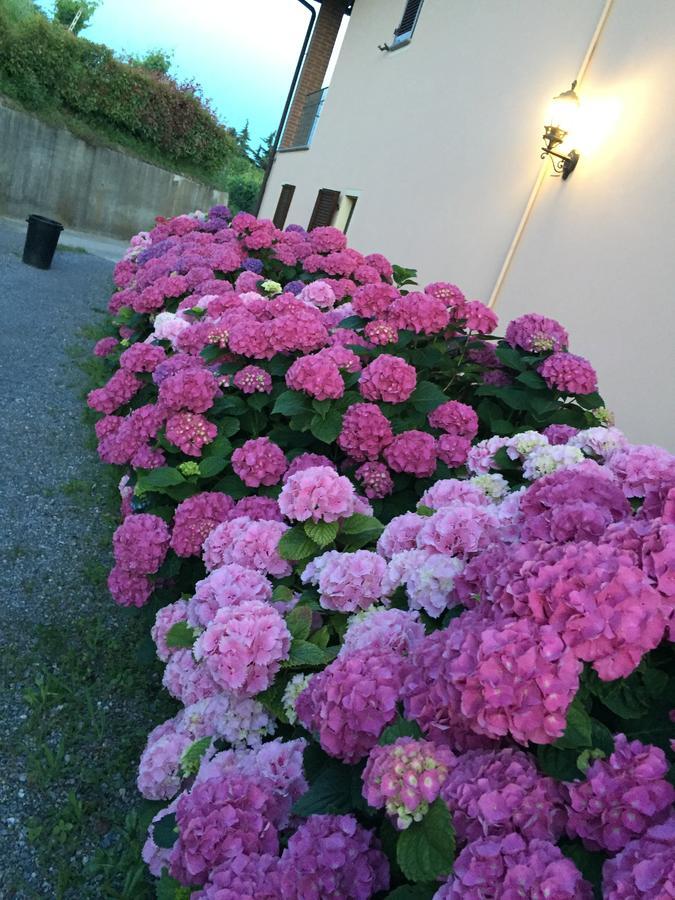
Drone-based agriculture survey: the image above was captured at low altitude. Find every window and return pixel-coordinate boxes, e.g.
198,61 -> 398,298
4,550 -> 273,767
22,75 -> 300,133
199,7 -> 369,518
392,0 -> 424,47
308,188 -> 341,230
291,88 -> 328,149
333,194 -> 358,234
273,184 -> 295,229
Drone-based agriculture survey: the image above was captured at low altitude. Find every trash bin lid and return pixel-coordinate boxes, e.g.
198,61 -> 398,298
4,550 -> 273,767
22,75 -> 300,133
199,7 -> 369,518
26,214 -> 64,230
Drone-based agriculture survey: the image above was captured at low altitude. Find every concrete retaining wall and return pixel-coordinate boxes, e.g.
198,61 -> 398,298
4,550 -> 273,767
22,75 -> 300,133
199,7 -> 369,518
0,99 -> 228,239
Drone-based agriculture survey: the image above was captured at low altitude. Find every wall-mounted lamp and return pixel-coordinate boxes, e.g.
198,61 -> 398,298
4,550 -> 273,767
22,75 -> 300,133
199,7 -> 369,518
541,81 -> 580,179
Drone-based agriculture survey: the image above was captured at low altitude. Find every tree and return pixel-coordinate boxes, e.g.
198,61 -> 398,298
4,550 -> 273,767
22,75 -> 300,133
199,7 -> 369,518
253,130 -> 276,170
235,121 -> 253,160
126,48 -> 174,76
53,0 -> 100,33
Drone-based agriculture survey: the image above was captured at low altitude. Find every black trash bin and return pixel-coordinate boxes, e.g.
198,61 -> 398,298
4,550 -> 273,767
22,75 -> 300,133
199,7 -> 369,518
22,214 -> 64,270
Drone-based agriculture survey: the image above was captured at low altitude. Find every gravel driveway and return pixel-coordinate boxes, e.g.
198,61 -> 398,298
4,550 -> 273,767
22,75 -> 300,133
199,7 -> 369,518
0,223 -> 114,896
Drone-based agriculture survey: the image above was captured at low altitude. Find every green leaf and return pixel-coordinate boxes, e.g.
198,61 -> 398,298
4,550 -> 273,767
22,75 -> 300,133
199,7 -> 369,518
516,370 -> 547,390
536,745 -> 583,781
309,625 -> 331,648
385,886 -> 438,900
495,345 -> 528,372
135,467 -> 185,493
277,526 -> 320,561
282,639 -> 330,668
210,395 -> 248,417
272,585 -> 294,602
156,869 -> 193,899
256,678 -> 290,723
396,798 -> 455,883
379,716 -> 423,745
574,391 -> 604,409
198,456 -> 228,479
304,520 -> 339,547
310,410 -> 343,444
553,696 -> 593,750
409,381 -> 448,413
272,390 -> 308,416
212,474 -> 249,499
285,606 -> 313,642
586,663 -> 667,720
153,813 -> 179,849
559,840 -> 604,900
337,314 -> 366,329
416,505 -> 435,517
201,435 -> 232,459
165,621 -> 197,650
180,736 -> 212,777
341,513 -> 384,536
218,416 -> 240,438
292,761 -> 354,816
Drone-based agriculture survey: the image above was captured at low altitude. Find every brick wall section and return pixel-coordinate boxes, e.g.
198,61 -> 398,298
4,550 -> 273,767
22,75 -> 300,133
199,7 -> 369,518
281,0 -> 345,148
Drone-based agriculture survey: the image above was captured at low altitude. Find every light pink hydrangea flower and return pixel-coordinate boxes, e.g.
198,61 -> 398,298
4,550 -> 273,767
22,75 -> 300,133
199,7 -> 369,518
279,465 -> 357,523
301,550 -> 388,612
202,516 -> 291,577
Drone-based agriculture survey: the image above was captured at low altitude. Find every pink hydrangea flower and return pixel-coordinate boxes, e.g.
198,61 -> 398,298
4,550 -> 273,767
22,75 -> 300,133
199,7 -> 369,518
279,466 -> 356,523
425,281 -> 466,308
416,504 -> 499,558
232,437 -> 287,487
112,513 -> 170,574
543,423 -> 579,444
359,354 -> 417,403
87,369 -> 142,414
298,279 -> 336,308
355,461 -> 394,498
387,292 -> 450,335
566,734 -> 675,852
505,313 -> 569,352
285,353 -> 345,400
607,443 -> 675,499
93,336 -> 119,357
384,430 -> 437,477
301,550 -> 388,612
539,352 -> 598,394
152,600 -> 189,661
340,607 -> 425,657
364,320 -> 398,345
338,403 -> 393,461
165,412 -> 217,456
119,342 -> 166,373
428,400 -> 479,439
363,737 -> 455,829
297,645 -> 403,763
158,367 -> 220,413
162,649 -> 220,705
377,512 -> 427,558
202,516 -> 291,577
351,283 -> 400,318
437,434 -> 472,467
199,854 -> 280,899
462,300 -> 498,333
137,727 -> 193,800
107,565 -> 153,607
419,479 -> 491,510
233,365 -> 273,394
194,599 -> 291,696
187,563 -> 272,627
170,492 -> 234,557
283,452 -> 335,482
227,495 -> 283,521
385,549 -> 465,617
275,814 -> 389,900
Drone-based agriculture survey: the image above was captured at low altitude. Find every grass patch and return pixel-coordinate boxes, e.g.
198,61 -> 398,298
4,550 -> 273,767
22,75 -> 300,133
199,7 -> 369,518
7,324 -> 178,898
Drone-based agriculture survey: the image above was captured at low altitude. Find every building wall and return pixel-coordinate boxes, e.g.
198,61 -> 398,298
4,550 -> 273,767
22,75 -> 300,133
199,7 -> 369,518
0,99 -> 228,239
260,0 -> 675,449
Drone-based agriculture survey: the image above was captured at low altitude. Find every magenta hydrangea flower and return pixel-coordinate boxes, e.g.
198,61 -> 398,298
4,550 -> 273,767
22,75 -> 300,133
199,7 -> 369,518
363,737 -> 456,829
524,541 -> 668,680
119,342 -> 166,373
198,853 -> 280,899
539,351 -> 598,394
202,516 -> 291,577
607,443 -> 675,499
437,434 -> 472,467
462,300 -> 498,333
165,412 -> 218,456
425,281 -> 466,308
505,313 -> 569,352
112,513 -> 170,574
275,815 -> 389,900
543,423 -> 579,444
351,282 -> 400,318
107,564 -> 153,607
170,492 -> 234,557
158,366 -> 220,413
416,504 -> 499,558
285,353 -> 345,400
565,734 -> 675,852
359,354 -> 417,403
384,430 -> 437,477
301,549 -> 387,612
433,833 -> 593,899
87,369 -> 142,414
187,563 -> 272,627
364,320 -> 398,345
93,336 -> 119,357
282,452 -> 335,483
297,645 -> 403,763
194,599 -> 291,696
520,460 -> 630,543
232,437 -> 287,487
169,774 -> 279,885
466,436 -> 510,474
337,403 -> 393,461
279,465 -> 356,523
602,813 -> 675,899
355,461 -> 394,499
387,292 -> 450,335
233,365 -> 273,394
428,400 -> 479,438
441,748 -> 567,845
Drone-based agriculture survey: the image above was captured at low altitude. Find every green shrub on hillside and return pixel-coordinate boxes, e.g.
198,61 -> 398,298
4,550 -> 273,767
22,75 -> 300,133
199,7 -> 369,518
0,8 -> 235,174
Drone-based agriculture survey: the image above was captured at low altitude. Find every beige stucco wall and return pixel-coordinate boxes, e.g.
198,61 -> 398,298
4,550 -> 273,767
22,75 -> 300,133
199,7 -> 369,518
260,0 -> 675,448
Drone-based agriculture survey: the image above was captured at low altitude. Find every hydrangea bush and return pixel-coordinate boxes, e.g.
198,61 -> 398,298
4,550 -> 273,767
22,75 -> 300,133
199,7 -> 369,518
90,208 -> 675,898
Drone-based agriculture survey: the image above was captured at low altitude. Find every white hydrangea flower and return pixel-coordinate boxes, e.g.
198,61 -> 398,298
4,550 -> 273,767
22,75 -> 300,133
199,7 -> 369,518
569,426 -> 627,459
470,473 -> 510,500
522,444 -> 584,480
282,673 -> 313,725
506,430 -> 549,460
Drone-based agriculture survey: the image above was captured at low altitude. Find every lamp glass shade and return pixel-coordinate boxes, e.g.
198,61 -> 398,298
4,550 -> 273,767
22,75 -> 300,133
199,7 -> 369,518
545,88 -> 580,136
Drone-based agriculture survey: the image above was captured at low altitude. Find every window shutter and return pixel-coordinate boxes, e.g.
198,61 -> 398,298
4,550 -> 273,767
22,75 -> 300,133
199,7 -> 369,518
308,188 -> 341,230
273,184 -> 295,229
394,0 -> 423,37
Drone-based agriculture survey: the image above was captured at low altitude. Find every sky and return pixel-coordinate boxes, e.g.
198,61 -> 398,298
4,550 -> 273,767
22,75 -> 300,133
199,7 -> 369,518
40,0 -> 346,149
